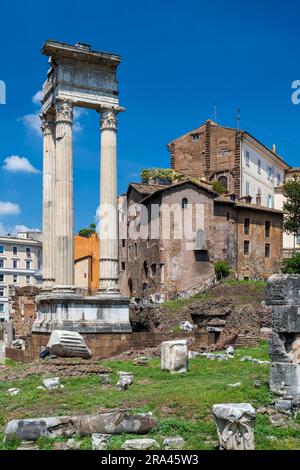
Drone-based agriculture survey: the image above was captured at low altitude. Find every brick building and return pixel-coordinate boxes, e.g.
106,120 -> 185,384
119,180 -> 283,301
167,120 -> 290,208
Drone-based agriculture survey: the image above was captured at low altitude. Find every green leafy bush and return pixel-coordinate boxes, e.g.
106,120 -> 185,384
282,252 -> 300,274
212,180 -> 227,194
214,260 -> 230,279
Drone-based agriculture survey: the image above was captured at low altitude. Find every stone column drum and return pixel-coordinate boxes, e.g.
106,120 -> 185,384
99,108 -> 121,293
266,274 -> 300,397
54,100 -> 74,289
161,340 -> 189,373
41,112 -> 56,289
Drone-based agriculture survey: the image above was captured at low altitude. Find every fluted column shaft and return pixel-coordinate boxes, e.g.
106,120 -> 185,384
99,108 -> 120,292
54,100 -> 74,288
41,112 -> 56,289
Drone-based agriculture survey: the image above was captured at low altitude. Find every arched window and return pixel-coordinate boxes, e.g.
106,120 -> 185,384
151,263 -> 157,277
182,198 -> 188,209
195,229 -> 205,250
143,261 -> 148,278
218,176 -> 228,191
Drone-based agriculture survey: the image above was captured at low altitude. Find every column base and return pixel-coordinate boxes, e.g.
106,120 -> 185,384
32,291 -> 131,334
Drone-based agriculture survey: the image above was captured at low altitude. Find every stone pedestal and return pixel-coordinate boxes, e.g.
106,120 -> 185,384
32,292 -> 131,334
213,403 -> 256,450
266,274 -> 300,397
161,340 -> 189,373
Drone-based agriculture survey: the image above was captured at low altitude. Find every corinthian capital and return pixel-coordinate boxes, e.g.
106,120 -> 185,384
100,108 -> 119,131
40,112 -> 55,135
55,100 -> 73,124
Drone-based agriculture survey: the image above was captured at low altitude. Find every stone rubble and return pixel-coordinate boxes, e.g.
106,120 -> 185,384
91,433 -> 110,450
116,371 -> 133,391
7,387 -> 20,396
163,437 -> 185,449
17,440 -> 39,450
213,403 -> 256,450
122,438 -> 160,450
42,377 -> 62,390
99,373 -> 111,385
53,438 -> 82,450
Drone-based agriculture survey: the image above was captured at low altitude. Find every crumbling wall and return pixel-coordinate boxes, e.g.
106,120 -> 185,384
9,285 -> 40,338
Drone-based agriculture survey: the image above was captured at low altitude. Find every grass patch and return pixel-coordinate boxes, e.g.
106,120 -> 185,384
1,341 -> 299,450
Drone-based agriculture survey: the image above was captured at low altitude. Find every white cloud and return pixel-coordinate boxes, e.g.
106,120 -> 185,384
32,90 -> 43,105
2,156 -> 40,174
0,201 -> 20,216
19,113 -> 42,136
12,224 -> 41,234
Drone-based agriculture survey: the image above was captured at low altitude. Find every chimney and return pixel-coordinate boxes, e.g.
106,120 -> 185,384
272,144 -> 277,154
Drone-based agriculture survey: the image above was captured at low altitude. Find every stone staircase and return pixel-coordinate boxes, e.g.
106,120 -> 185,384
234,335 -> 260,348
175,275 -> 220,300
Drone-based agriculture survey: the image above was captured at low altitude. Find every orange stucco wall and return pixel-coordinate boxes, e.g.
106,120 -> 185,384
74,234 -> 99,291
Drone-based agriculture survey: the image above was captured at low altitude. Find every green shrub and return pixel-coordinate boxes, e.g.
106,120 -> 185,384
282,252 -> 300,274
214,260 -> 230,279
212,180 -> 227,194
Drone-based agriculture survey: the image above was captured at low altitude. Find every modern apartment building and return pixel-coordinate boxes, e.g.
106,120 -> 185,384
0,231 -> 42,321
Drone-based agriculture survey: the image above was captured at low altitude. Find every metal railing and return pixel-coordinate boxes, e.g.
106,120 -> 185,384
175,274 -> 221,300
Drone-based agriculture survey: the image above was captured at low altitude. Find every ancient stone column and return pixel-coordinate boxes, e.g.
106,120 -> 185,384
99,107 -> 121,293
54,100 -> 74,289
41,112 -> 56,289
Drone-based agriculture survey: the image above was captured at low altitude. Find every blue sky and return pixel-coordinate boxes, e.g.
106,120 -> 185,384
0,0 -> 299,234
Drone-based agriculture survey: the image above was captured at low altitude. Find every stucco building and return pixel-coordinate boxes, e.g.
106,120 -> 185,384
0,232 -> 42,321
74,233 -> 100,292
167,120 -> 290,209
275,167 -> 300,257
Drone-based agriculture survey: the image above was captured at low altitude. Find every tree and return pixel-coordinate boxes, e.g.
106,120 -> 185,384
282,252 -> 300,274
282,176 -> 300,250
78,223 -> 96,238
212,180 -> 227,194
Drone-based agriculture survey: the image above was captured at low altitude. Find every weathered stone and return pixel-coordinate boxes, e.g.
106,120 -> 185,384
269,413 -> 289,427
122,438 -> 160,450
43,377 -> 61,390
163,437 -> 185,449
274,399 -> 292,413
47,330 -> 92,359
7,388 -> 19,396
118,371 -> 133,385
240,356 -> 253,362
213,403 -> 256,450
179,321 -> 195,332
17,440 -> 39,451
226,346 -> 234,357
91,433 -> 110,450
54,438 -> 82,450
133,357 -> 150,365
265,275 -> 300,307
270,362 -> 300,395
253,380 -> 261,388
11,339 -> 24,350
161,340 -> 189,373
99,373 -> 111,385
5,411 -> 157,441
228,382 -> 241,388
116,379 -> 129,391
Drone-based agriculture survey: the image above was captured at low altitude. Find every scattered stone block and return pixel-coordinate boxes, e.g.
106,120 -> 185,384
91,433 -> 110,450
99,373 -> 111,385
17,440 -> 39,450
43,377 -> 61,390
54,439 -> 82,450
7,388 -> 19,396
213,403 -> 256,450
133,357 -> 150,366
161,340 -> 189,373
47,330 -> 92,359
228,382 -> 241,388
226,346 -> 235,357
122,438 -> 160,450
11,339 -> 24,350
179,321 -> 195,332
163,437 -> 185,449
274,399 -> 292,413
118,371 -> 133,385
240,356 -> 253,362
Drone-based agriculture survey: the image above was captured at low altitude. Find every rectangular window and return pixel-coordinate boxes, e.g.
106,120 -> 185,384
244,240 -> 250,255
121,262 -> 125,271
244,218 -> 250,235
0,304 -> 4,313
246,181 -> 250,196
268,195 -> 273,208
0,274 -> 3,282
265,221 -> 271,239
192,134 -> 200,141
12,246 -> 18,255
0,260 -> 3,268
26,247 -> 31,257
122,239 -> 126,248
26,275 -> 30,284
297,234 -> 300,245
257,159 -> 261,174
245,151 -> 250,166
0,289 -> 4,297
267,166 -> 273,181
26,261 -> 30,270
13,275 -> 17,283
265,243 -> 271,258
13,260 -> 18,269
0,246 -> 4,254
277,173 -> 281,186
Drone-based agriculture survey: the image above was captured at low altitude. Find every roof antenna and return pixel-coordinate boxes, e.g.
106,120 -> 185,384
236,107 -> 241,130
213,101 -> 217,123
